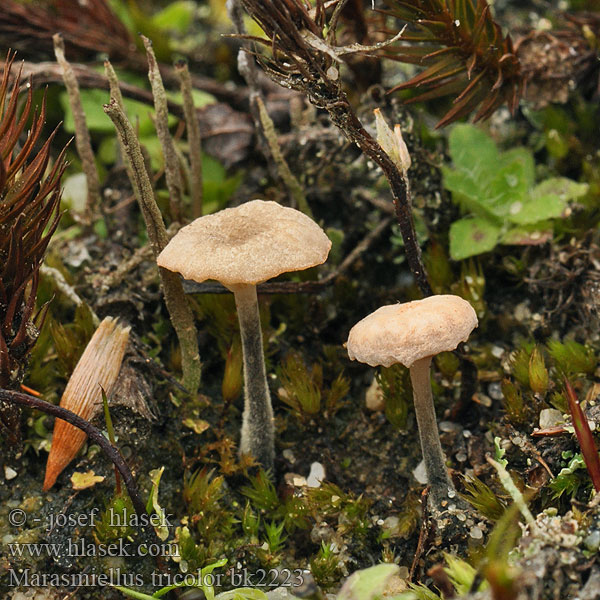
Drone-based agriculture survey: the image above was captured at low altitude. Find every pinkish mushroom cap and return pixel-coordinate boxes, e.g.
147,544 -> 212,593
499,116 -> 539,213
157,200 -> 331,288
347,295 -> 478,368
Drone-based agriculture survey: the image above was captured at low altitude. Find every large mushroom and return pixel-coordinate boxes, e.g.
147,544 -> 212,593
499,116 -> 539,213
157,200 -> 331,471
346,295 -> 477,507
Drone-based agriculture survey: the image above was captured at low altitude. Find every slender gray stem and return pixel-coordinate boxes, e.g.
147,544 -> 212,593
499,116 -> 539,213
232,284 -> 274,471
409,356 -> 454,506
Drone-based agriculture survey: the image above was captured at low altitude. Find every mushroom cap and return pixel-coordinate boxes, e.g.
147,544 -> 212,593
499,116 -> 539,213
157,200 -> 332,288
347,295 -> 478,368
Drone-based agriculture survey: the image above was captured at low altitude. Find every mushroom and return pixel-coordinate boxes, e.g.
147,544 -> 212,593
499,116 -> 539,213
157,200 -> 331,471
346,295 -> 477,506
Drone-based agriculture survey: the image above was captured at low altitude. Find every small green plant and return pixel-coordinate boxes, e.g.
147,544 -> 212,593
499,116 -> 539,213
184,468 -> 235,540
502,339 -> 599,430
263,520 -> 286,556
310,542 -> 341,589
276,351 -> 349,421
113,558 -> 268,600
500,378 -> 526,425
443,554 -> 478,596
444,124 -> 588,260
549,453 -> 588,500
376,364 -> 410,430
240,470 -> 311,533
546,340 -> 596,378
240,470 -> 280,514
478,503 -> 522,600
460,475 -> 506,522
241,502 -> 260,541
94,493 -> 136,543
306,482 -> 372,537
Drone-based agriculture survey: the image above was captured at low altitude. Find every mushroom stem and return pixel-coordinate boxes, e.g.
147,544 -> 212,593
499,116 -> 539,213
231,283 -> 274,471
409,356 -> 455,506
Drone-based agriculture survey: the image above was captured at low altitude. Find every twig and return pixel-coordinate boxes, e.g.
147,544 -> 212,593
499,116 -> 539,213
141,35 -> 185,223
52,33 -> 100,222
183,216 -> 393,294
174,60 -> 203,219
103,99 -> 201,396
14,58 -> 251,113
238,0 -> 432,296
409,487 -> 430,582
0,388 -> 154,542
39,265 -> 100,326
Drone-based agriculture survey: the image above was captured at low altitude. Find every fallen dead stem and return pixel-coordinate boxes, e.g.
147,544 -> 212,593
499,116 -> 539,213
182,216 -> 394,295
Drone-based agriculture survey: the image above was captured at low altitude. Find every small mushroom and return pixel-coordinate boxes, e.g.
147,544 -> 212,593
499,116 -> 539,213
157,200 -> 331,471
346,295 -> 477,506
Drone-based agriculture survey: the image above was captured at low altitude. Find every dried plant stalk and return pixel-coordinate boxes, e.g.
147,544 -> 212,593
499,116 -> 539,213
104,60 -> 135,184
43,317 -> 130,491
255,95 -> 311,217
141,35 -> 185,223
174,60 -> 203,218
239,0 -> 431,295
103,99 -> 201,395
53,33 -> 100,221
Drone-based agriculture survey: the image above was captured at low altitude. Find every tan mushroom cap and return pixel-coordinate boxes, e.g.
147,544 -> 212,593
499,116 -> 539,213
347,295 -> 478,368
157,200 -> 332,288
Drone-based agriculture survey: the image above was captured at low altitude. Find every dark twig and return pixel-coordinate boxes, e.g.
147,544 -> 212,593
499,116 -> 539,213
0,388 -> 153,534
238,0 -> 432,296
13,60 -> 253,138
183,216 -> 394,295
409,486 -> 430,582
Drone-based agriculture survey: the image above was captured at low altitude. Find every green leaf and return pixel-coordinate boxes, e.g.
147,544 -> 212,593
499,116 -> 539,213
448,124 -> 498,175
482,158 -> 530,218
507,193 -> 566,225
444,127 -> 535,221
442,166 -> 495,218
531,177 -> 588,202
152,1 -> 195,33
449,218 -> 501,260
60,89 -> 156,135
500,224 -> 552,245
112,586 -> 156,599
337,564 -> 400,600
498,148 -> 535,188
215,590 -> 269,600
